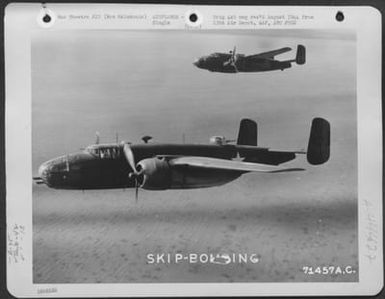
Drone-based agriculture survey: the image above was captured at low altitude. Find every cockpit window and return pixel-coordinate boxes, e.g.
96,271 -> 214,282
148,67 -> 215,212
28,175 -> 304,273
85,145 -> 121,159
85,147 -> 99,156
100,148 -> 111,159
211,53 -> 224,58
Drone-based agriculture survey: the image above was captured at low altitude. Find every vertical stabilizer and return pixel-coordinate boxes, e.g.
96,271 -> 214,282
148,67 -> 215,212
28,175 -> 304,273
237,119 -> 258,146
307,118 -> 330,165
296,45 -> 306,65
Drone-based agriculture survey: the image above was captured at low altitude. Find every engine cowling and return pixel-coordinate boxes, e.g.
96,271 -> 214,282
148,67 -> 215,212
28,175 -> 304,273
135,157 -> 242,190
136,158 -> 172,190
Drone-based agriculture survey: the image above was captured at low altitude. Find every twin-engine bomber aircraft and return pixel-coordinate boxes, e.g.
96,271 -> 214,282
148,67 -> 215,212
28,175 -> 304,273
34,118 -> 330,200
193,45 -> 306,73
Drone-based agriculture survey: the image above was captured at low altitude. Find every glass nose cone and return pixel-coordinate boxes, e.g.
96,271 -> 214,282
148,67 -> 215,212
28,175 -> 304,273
193,58 -> 200,67
38,162 -> 50,182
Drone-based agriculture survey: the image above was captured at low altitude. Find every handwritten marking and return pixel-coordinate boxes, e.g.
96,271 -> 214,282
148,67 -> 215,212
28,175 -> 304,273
363,199 -> 379,263
7,224 -> 26,264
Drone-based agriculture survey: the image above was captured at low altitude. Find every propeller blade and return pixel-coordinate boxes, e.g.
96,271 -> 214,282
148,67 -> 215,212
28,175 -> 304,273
135,180 -> 139,204
232,46 -> 238,72
223,46 -> 238,72
123,144 -> 138,174
128,168 -> 144,204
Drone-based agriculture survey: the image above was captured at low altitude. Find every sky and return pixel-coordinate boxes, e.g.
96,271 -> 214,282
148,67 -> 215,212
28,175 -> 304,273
32,29 -> 356,170
31,29 -> 358,283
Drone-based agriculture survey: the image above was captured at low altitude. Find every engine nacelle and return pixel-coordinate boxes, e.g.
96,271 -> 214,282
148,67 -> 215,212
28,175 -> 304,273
136,157 -> 242,190
136,158 -> 171,190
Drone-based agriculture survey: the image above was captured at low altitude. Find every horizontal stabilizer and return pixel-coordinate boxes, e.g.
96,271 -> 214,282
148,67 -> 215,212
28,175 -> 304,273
307,118 -> 330,165
170,156 -> 305,173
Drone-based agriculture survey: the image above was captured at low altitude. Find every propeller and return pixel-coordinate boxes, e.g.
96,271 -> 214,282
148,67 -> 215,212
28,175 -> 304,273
123,143 -> 143,203
123,144 -> 138,173
128,168 -> 143,203
231,46 -> 236,61
135,179 -> 139,203
128,172 -> 138,203
223,46 -> 238,72
230,46 -> 238,72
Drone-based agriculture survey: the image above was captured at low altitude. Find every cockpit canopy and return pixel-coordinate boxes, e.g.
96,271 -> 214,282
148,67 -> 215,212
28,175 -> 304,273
85,144 -> 122,159
209,52 -> 231,59
210,53 -> 222,58
209,52 -> 244,59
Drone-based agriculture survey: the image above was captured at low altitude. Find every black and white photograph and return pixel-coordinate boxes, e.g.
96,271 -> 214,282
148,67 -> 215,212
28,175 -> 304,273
32,29 -> 357,283
4,3 -> 383,297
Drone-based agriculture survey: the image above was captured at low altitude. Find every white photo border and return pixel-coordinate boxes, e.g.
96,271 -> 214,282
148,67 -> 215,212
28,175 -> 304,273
5,3 -> 383,297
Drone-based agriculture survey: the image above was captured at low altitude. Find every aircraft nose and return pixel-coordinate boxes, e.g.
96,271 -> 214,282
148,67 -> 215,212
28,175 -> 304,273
38,162 -> 50,183
193,58 -> 201,67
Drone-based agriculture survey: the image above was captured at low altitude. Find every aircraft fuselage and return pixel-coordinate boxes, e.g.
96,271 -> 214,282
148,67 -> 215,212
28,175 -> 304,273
193,54 -> 292,73
38,143 -> 239,190
35,116 -> 329,191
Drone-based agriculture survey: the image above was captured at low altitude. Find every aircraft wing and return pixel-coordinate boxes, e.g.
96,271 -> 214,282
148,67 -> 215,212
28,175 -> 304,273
169,156 -> 304,173
248,47 -> 292,59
